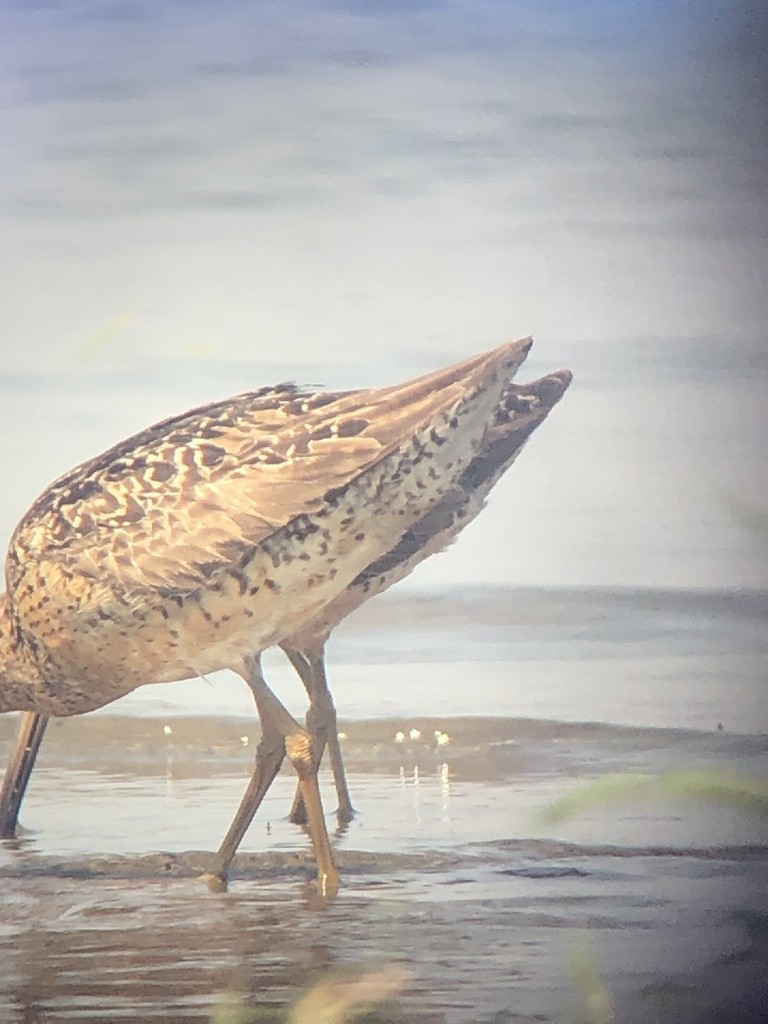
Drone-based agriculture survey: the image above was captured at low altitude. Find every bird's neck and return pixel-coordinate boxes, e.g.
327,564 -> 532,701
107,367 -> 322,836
0,593 -> 43,713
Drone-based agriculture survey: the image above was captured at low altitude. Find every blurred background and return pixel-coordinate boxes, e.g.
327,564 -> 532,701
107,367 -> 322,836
0,0 -> 766,594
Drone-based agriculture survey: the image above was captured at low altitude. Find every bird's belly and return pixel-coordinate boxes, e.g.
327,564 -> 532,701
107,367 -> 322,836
25,530 -> 386,715
22,398 -> 492,716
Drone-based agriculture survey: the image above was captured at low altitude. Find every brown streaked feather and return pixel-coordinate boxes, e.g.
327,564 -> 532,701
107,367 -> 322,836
286,369 -> 573,647
4,394 -> 394,600
8,344 -> 527,606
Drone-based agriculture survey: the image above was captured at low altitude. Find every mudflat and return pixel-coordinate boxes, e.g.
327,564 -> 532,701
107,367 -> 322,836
2,705 -> 767,1024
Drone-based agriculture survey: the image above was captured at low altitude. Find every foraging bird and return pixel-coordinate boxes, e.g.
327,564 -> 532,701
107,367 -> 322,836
0,338 -> 557,893
187,366 -> 572,877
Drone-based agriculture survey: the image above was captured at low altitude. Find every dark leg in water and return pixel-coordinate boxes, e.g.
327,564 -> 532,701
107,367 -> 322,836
282,642 -> 355,826
0,712 -> 49,837
201,653 -> 340,897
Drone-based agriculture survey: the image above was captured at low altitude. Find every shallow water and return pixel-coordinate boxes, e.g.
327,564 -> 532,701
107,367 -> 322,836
2,588 -> 768,1021
2,712 -> 767,1024
1,588 -> 767,1024
2,851 -> 768,1024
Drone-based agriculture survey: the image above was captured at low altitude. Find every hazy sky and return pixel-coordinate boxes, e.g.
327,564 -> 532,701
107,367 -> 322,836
0,1 -> 765,590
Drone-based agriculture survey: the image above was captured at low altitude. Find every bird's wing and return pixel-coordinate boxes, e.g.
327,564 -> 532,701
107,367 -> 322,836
7,340 -> 531,598
7,385 -> 380,592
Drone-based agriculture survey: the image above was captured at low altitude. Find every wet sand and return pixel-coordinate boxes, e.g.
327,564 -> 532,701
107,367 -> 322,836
1,584 -> 766,1023
2,711 -> 767,1023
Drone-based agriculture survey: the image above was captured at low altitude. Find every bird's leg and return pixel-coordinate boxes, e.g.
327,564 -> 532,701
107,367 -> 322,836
246,656 -> 340,897
202,654 -> 340,898
201,674 -> 286,893
283,646 -> 323,826
311,652 -> 355,825
283,643 -> 355,826
0,712 -> 49,838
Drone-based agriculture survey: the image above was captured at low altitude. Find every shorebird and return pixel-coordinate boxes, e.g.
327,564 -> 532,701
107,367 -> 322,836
175,366 -> 572,881
0,338 -> 557,893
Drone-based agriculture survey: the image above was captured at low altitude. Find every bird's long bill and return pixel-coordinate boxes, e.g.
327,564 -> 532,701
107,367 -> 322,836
0,711 -> 48,837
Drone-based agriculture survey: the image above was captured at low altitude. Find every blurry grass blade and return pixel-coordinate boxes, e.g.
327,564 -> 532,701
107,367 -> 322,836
75,312 -> 136,363
569,940 -> 614,1024
183,341 -> 217,357
541,769 -> 768,824
287,965 -> 408,1024
210,991 -> 269,1024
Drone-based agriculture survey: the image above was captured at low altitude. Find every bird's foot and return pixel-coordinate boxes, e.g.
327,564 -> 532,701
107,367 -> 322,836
288,804 -> 308,826
314,866 -> 341,901
199,871 -> 228,893
336,804 -> 356,826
